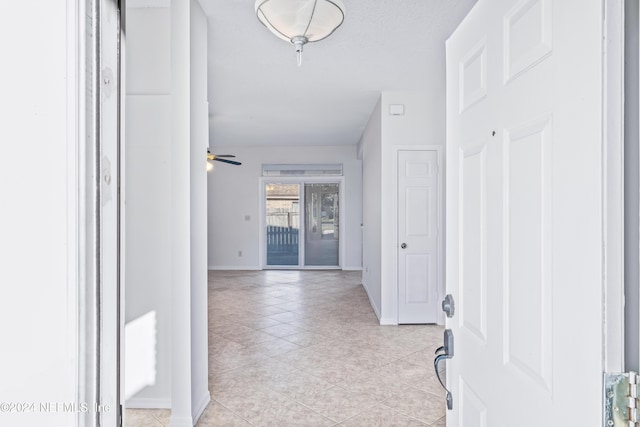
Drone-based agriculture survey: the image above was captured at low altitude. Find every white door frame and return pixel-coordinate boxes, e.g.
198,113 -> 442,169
603,0 -> 625,372
392,145 -> 445,325
259,176 -> 345,270
77,0 -> 123,425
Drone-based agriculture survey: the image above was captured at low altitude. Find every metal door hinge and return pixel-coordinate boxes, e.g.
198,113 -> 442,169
604,372 -> 639,426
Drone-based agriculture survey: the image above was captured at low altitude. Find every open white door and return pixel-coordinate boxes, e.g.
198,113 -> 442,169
445,0 -> 619,425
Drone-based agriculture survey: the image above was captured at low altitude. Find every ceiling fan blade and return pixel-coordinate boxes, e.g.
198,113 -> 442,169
213,158 -> 242,166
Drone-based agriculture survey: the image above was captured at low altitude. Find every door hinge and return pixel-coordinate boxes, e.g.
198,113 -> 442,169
604,372 -> 639,426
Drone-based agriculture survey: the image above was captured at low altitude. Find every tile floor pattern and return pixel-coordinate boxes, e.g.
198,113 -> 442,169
126,270 -> 446,426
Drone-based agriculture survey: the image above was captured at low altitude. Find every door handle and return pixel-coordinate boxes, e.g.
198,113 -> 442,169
401,243 -> 407,249
434,329 -> 454,410
442,294 -> 455,318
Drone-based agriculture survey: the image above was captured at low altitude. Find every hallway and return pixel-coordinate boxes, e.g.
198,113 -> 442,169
126,270 -> 446,426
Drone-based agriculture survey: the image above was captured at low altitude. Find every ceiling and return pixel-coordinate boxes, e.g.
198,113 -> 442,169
199,0 -> 478,147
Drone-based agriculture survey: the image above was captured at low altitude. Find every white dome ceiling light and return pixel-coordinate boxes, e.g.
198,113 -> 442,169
255,0 -> 345,66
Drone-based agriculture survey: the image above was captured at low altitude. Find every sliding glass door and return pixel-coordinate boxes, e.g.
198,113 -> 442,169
265,183 -> 300,266
304,183 -> 339,266
264,181 -> 340,268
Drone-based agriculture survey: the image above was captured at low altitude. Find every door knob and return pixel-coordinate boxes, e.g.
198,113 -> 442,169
442,294 -> 455,318
401,243 -> 407,249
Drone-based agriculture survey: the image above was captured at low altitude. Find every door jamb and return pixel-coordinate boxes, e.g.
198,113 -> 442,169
603,0 -> 625,373
78,0 -> 122,425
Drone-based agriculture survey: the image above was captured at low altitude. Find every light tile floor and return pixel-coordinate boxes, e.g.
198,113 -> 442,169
126,270 -> 446,426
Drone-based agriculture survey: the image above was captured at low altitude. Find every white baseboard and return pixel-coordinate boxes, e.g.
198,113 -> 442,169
362,282 -> 381,321
168,415 -> 195,427
192,391 -> 211,425
208,266 -> 363,271
208,265 -> 261,270
125,394 -> 210,424
125,397 -> 171,409
380,317 -> 398,326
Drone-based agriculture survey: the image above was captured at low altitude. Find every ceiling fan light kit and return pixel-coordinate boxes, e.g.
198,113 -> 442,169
255,0 -> 345,66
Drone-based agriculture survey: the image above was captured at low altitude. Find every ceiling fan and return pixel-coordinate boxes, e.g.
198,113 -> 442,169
207,149 -> 241,166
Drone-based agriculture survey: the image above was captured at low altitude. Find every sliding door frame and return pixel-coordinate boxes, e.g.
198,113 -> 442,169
259,176 -> 345,270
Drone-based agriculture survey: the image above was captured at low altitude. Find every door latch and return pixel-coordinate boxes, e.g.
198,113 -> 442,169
434,329 -> 454,410
442,294 -> 455,318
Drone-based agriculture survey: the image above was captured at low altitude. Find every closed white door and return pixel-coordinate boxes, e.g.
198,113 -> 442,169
398,150 -> 439,324
446,0 -> 611,425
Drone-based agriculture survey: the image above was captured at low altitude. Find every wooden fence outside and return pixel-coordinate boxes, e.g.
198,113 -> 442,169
266,225 -> 299,254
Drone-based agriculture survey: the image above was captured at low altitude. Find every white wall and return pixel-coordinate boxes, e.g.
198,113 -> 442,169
125,6 -> 172,408
361,98 -> 383,317
170,0 -> 196,423
360,91 -> 445,324
125,2 -> 210,424
189,0 -> 211,420
0,2 -> 78,426
125,5 -> 211,424
207,145 -> 363,270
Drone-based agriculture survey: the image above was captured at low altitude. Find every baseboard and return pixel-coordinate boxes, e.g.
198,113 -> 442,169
208,266 -> 363,271
362,282 -> 381,321
192,391 -> 211,425
380,317 -> 398,326
125,397 -> 171,409
168,415 -> 195,427
208,265 -> 261,270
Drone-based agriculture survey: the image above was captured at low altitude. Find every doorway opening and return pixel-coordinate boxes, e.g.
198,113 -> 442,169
263,179 -> 342,269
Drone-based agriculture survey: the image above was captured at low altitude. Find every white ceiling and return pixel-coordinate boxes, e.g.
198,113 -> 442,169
199,0 -> 477,147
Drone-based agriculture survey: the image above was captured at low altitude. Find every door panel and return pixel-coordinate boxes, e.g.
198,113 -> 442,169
503,0 -> 552,83
405,187 -> 430,236
460,144 -> 487,342
460,40 -> 488,113
304,183 -> 339,267
446,0 -> 606,425
504,115 -> 553,390
398,150 -> 439,323
265,183 -> 300,267
460,378 -> 487,427
404,254 -> 431,302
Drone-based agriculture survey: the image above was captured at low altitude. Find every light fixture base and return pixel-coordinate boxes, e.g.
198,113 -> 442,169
291,36 -> 308,67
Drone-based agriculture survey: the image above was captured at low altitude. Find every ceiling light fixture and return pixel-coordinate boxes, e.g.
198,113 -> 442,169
255,0 -> 345,66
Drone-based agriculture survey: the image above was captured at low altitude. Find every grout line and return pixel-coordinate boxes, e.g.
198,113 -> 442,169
207,398 -> 257,426
206,271 -> 443,426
